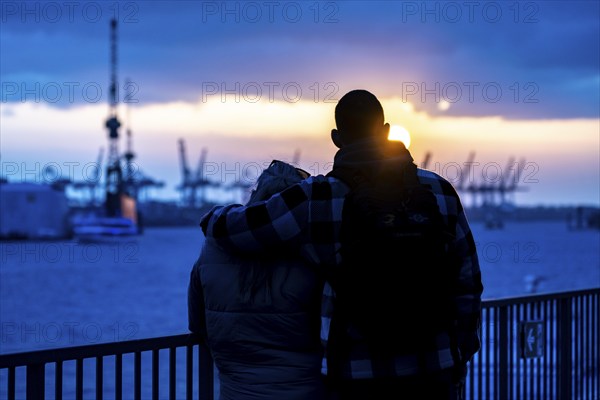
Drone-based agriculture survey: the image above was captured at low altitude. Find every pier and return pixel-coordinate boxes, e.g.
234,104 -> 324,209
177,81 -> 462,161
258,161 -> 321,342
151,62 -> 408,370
1,288 -> 598,399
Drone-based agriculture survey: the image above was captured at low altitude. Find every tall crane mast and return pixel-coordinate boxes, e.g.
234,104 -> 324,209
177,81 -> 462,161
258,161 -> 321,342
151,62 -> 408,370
178,138 -> 191,205
123,77 -> 137,199
292,149 -> 301,166
194,147 -> 209,206
105,18 -> 123,217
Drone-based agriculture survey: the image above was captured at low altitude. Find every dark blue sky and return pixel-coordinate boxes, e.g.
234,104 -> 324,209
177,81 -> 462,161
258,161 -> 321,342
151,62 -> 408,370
2,0 -> 599,119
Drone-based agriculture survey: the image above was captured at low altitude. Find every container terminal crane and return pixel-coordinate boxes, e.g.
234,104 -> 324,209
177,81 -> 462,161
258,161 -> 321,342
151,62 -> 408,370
70,18 -> 164,239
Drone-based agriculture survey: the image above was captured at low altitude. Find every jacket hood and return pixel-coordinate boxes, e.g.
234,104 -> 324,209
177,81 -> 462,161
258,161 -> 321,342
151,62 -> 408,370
248,160 -> 306,204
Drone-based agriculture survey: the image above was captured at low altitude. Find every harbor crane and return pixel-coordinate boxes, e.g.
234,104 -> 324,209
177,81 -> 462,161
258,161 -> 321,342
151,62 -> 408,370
69,147 -> 104,206
177,139 -> 216,207
121,77 -> 165,201
456,151 -> 476,193
104,18 -> 124,217
498,157 -> 528,205
193,147 -> 214,205
292,148 -> 301,166
421,151 -> 432,170
422,151 -> 529,228
122,77 -> 136,199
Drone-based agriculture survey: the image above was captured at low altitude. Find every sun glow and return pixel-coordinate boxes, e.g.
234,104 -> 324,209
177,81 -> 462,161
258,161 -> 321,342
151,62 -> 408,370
3,96 -> 599,205
388,125 -> 411,148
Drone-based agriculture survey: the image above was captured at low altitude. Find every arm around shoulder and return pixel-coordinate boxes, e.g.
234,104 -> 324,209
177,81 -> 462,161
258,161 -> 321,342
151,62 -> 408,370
199,180 -> 317,253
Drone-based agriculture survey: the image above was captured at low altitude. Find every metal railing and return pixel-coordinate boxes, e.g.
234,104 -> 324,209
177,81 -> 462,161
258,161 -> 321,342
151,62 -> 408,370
0,334 -> 213,400
466,287 -> 599,400
1,288 -> 598,400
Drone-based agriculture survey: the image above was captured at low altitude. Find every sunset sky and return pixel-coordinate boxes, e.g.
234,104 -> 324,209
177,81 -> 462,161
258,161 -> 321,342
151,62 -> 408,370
1,1 -> 598,206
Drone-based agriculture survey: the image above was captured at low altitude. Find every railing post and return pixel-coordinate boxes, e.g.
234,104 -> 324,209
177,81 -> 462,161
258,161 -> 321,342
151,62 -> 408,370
26,363 -> 45,400
8,367 -> 16,400
198,344 -> 214,400
498,306 -> 508,400
558,297 -> 572,400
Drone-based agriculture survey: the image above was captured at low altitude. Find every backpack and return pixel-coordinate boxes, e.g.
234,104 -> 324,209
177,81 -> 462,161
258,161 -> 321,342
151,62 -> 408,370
326,162 -> 458,354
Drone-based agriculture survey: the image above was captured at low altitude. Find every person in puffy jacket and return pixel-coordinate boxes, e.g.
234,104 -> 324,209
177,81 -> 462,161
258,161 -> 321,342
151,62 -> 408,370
188,160 -> 325,400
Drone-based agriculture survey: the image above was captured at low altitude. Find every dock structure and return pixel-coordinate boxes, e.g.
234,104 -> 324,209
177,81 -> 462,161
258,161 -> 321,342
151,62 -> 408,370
1,288 -> 598,399
0,182 -> 71,240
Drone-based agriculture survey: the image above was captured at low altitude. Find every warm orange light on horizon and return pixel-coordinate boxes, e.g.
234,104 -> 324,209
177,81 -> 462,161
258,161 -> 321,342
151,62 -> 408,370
388,125 -> 411,148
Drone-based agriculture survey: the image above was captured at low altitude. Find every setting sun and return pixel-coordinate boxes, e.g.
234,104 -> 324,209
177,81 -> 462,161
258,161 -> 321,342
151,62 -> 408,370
388,125 -> 411,148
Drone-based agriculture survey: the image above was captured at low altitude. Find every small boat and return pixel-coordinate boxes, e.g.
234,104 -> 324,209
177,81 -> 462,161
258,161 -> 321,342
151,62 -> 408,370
71,213 -> 139,242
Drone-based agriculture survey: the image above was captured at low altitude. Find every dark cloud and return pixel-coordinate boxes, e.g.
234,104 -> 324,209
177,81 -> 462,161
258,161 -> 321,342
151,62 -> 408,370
1,1 -> 598,118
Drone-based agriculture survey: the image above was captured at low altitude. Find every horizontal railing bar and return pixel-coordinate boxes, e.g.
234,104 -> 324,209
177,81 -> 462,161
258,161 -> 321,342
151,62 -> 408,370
481,287 -> 599,308
0,333 -> 203,368
2,288 -> 598,369
0,288 -> 597,400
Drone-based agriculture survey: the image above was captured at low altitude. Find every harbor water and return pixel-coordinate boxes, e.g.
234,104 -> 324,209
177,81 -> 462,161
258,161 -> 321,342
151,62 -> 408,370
1,220 -> 599,353
0,220 -> 599,398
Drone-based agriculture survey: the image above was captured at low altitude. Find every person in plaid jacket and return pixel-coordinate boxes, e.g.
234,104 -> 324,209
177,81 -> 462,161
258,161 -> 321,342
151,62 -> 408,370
200,89 -> 483,399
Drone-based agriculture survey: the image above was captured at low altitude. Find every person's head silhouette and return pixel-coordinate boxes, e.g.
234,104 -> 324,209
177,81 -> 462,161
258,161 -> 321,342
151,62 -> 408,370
331,89 -> 390,148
